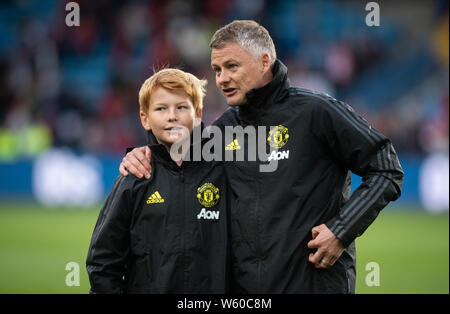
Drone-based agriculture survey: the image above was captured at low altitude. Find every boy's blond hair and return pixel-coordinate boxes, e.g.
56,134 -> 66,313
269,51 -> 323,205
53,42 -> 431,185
139,68 -> 207,113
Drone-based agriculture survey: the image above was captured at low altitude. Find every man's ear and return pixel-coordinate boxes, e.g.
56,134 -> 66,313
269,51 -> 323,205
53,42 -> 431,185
261,53 -> 271,72
140,111 -> 151,130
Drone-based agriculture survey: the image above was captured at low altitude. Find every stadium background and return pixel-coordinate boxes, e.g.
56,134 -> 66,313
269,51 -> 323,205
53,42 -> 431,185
0,0 -> 448,293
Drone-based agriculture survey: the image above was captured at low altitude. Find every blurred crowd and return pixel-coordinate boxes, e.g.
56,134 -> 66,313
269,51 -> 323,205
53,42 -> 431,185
0,0 -> 448,160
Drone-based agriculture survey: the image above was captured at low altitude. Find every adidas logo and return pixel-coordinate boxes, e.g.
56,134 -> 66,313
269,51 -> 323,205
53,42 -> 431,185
225,139 -> 240,151
147,191 -> 165,204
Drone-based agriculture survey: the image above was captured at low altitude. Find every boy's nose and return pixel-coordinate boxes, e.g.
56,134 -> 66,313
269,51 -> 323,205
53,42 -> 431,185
167,108 -> 178,121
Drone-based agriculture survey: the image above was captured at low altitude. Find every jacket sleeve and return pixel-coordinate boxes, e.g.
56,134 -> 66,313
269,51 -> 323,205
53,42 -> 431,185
86,175 -> 133,293
310,95 -> 404,247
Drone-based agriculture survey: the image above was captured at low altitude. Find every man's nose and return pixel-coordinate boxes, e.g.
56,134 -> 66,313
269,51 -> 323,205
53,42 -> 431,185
217,71 -> 230,85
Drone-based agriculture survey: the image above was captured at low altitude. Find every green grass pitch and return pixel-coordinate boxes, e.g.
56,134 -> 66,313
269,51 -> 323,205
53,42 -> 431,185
0,202 -> 448,294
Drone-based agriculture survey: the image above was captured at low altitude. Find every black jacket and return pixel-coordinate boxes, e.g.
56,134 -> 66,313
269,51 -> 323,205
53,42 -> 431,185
86,129 -> 229,293
213,59 -> 404,293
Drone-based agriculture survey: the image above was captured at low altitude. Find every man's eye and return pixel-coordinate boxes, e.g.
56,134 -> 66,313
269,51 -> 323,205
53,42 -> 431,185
229,64 -> 238,69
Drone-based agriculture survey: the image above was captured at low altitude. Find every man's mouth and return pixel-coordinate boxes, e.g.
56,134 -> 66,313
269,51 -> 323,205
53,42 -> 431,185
222,88 -> 237,97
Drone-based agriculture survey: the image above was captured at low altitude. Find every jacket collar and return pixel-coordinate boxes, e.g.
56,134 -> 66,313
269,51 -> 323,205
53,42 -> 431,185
239,59 -> 290,119
146,123 -> 206,168
146,130 -> 172,165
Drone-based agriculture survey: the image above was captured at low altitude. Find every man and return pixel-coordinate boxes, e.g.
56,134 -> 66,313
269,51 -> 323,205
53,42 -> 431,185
120,20 -> 404,293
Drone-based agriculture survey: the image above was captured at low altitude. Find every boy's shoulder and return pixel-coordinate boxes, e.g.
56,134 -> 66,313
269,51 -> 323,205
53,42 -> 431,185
113,173 -> 151,194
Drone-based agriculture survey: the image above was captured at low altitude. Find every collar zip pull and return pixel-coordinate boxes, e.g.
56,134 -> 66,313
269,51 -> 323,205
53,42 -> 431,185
179,169 -> 184,182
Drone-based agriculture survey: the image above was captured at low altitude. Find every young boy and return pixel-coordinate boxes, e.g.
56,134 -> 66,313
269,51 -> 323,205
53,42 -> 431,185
86,69 -> 229,294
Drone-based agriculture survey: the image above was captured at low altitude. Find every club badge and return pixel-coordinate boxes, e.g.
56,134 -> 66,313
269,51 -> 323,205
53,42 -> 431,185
267,125 -> 289,149
197,183 -> 220,207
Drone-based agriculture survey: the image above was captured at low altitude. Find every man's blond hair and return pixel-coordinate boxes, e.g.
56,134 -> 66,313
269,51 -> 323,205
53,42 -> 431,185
139,68 -> 207,113
210,20 -> 276,65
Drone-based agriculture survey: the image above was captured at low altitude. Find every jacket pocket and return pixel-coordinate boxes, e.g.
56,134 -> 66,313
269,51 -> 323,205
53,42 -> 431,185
316,259 -> 349,294
143,246 -> 153,283
129,243 -> 153,285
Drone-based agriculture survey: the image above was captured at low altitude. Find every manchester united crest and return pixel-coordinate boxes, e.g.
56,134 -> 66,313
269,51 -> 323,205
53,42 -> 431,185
267,125 -> 289,149
197,183 -> 220,207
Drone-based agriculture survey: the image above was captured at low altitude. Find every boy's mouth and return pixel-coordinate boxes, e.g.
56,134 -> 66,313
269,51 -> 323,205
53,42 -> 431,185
164,125 -> 183,131
165,126 -> 187,139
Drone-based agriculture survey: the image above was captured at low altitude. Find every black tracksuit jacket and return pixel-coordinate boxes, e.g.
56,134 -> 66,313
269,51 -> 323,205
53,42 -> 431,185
212,59 -> 404,293
86,130 -> 229,293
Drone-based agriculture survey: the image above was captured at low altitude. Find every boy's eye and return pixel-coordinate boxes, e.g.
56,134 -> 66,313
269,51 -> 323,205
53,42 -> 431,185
156,107 -> 165,111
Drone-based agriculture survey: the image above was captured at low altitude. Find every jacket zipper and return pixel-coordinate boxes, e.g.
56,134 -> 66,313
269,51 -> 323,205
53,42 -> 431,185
257,259 -> 262,293
179,169 -> 188,292
255,132 -> 262,292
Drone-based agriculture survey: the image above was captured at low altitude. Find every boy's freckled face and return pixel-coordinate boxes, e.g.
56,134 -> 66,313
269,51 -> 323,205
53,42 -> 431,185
140,87 -> 201,150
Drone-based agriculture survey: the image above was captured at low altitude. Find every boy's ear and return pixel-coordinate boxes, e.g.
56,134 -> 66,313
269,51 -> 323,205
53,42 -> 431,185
194,108 -> 203,127
140,111 -> 151,130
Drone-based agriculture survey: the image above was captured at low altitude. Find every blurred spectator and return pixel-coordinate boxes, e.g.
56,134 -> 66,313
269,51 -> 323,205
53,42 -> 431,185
0,0 -> 447,159
325,42 -> 355,87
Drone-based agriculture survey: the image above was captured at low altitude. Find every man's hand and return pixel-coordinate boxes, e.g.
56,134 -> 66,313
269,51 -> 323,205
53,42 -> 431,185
119,146 -> 152,179
307,224 -> 345,269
